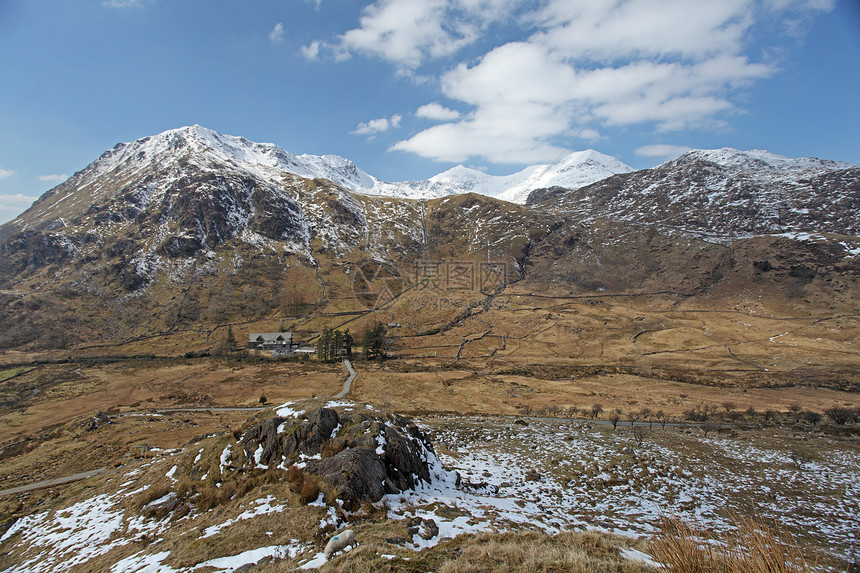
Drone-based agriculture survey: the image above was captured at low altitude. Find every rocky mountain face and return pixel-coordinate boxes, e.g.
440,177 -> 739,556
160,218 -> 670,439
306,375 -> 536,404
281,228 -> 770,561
0,126 -> 857,351
531,148 -> 860,239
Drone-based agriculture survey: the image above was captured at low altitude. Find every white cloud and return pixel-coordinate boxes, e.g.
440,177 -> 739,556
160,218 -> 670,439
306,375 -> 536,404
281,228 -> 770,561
339,0 -> 472,70
415,102 -> 461,121
269,23 -> 285,43
0,193 -> 38,209
315,0 -> 833,165
635,144 -> 694,159
531,0 -> 755,62
38,174 -> 68,183
392,6 -> 776,163
352,114 -> 403,135
576,128 -> 604,142
301,41 -> 322,60
0,168 -> 13,179
0,194 -> 37,225
333,0 -> 527,71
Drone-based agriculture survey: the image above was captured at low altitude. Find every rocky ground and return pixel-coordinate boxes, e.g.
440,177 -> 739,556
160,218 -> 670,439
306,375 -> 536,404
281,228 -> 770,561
0,399 -> 857,572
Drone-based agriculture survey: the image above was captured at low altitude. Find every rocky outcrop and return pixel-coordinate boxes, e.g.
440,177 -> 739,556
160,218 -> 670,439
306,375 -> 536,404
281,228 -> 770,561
75,411 -> 113,432
241,407 -> 447,505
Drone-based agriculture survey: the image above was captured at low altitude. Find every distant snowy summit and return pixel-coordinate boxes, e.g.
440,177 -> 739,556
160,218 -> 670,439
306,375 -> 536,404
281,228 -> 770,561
427,150 -> 635,204
58,126 -> 857,211
662,147 -> 857,175
85,125 -> 634,205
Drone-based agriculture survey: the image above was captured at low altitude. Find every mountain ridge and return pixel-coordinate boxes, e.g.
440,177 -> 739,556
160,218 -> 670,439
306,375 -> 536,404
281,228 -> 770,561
530,147 -> 860,239
15,126 -> 858,230
13,126 -> 636,221
0,125 -> 858,356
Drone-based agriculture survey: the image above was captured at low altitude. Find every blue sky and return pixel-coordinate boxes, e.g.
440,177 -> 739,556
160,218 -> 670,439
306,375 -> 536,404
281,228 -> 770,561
0,0 -> 859,224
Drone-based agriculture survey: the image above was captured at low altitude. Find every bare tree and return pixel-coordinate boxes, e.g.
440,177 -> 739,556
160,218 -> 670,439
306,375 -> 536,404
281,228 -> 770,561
590,403 -> 603,420
656,409 -> 667,428
633,426 -> 650,447
626,410 -> 640,428
802,410 -> 822,426
608,409 -> 622,430
639,407 -> 653,428
824,406 -> 852,426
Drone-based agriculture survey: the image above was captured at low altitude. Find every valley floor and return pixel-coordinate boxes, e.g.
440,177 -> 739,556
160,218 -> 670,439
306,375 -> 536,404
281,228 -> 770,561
0,400 -> 857,572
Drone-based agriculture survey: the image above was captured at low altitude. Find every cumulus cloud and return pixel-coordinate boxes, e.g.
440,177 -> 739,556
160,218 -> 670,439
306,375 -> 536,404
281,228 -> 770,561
269,23 -> 285,43
576,128 -> 604,142
0,168 -> 13,179
38,174 -> 68,183
0,193 -> 38,207
311,0 -> 833,164
394,40 -> 772,162
415,102 -> 461,121
301,41 -> 322,60
338,0 -> 473,70
0,194 -> 37,226
530,0 -> 755,62
635,144 -> 694,159
352,114 -> 403,135
333,0 -> 527,71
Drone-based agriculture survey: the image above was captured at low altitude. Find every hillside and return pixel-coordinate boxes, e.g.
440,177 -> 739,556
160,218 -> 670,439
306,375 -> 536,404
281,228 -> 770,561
0,126 -> 856,390
531,147 -> 860,239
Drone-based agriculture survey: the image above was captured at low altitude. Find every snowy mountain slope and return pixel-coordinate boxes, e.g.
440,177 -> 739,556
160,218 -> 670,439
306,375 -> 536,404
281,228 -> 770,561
495,150 -> 635,204
378,149 -> 635,203
11,126 -> 859,244
534,148 -> 860,239
666,148 -> 856,172
19,126 -> 633,220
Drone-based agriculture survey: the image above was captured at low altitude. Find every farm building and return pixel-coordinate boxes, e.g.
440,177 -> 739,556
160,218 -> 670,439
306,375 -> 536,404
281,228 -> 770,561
247,332 -> 298,356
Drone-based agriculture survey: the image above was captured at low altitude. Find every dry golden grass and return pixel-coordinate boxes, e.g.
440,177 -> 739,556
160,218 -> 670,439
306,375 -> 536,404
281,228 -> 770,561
651,515 -> 814,573
350,362 -> 860,421
0,359 -> 343,444
248,530 -> 653,573
386,290 -> 859,389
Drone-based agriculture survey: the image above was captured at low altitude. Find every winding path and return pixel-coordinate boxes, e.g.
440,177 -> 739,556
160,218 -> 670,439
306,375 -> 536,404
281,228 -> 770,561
0,467 -> 108,497
333,358 -> 356,399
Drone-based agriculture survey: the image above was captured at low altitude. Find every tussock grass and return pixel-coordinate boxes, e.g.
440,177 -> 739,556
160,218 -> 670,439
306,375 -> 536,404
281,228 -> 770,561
651,515 -> 813,573
435,530 -> 646,573
251,530 -> 653,573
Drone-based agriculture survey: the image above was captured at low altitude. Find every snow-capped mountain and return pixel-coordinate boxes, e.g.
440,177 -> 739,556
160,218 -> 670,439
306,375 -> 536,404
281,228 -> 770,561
14,126 -> 859,241
666,148 -> 856,173
2,125 -> 859,352
415,150 -> 634,204
535,147 -> 860,238
27,126 -> 631,215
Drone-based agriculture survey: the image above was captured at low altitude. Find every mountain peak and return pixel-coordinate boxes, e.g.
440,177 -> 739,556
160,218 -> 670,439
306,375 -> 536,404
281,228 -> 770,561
429,165 -> 488,183
666,147 -> 857,172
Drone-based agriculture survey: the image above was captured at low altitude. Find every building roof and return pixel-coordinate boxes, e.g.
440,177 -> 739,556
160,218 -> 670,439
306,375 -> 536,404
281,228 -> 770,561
248,332 -> 293,343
